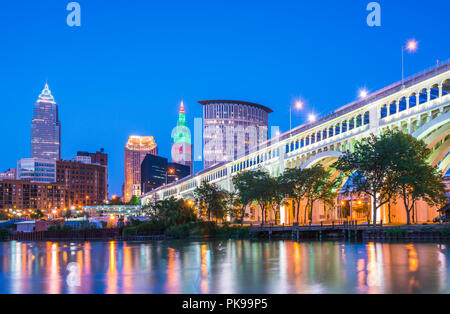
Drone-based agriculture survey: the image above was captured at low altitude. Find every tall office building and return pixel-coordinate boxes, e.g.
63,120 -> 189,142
141,154 -> 191,194
199,100 -> 273,168
31,83 -> 61,160
171,101 -> 193,174
124,136 -> 158,202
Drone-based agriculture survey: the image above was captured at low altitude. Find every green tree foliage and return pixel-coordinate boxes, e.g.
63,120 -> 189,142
127,195 -> 140,206
250,170 -> 280,226
301,165 -> 340,224
194,181 -> 227,221
232,170 -> 260,224
30,210 -> 44,220
335,130 -> 447,225
386,132 -> 447,225
149,197 -> 197,227
280,167 -> 309,224
334,132 -> 398,224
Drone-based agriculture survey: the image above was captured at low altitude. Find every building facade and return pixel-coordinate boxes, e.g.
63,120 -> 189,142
56,160 -> 107,207
31,83 -> 61,161
141,154 -> 191,194
17,158 -> 56,183
77,149 -> 109,199
141,154 -> 168,194
0,180 -> 72,212
124,136 -> 158,202
199,100 -> 272,168
171,101 -> 193,174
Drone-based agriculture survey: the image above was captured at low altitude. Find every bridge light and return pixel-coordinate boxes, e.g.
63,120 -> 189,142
295,101 -> 303,110
308,114 -> 316,122
358,88 -> 369,99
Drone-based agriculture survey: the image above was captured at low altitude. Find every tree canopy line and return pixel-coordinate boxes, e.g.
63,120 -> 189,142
147,131 -> 447,226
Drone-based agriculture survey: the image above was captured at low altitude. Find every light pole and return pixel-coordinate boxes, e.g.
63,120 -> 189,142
402,39 -> 418,88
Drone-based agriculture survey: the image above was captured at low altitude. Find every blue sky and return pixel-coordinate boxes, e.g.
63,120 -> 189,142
0,0 -> 449,196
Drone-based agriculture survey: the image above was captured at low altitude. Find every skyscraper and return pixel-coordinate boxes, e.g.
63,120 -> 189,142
31,83 -> 61,160
124,136 -> 158,202
199,100 -> 272,168
171,101 -> 193,174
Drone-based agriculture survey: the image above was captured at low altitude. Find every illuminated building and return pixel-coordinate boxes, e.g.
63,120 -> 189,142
17,158 -> 56,183
0,180 -> 72,211
171,101 -> 193,174
56,159 -> 107,207
199,100 -> 273,168
124,136 -> 158,202
77,148 -> 109,200
31,83 -> 61,161
141,154 -> 190,194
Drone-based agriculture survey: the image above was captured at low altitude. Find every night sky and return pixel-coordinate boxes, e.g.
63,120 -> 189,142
0,0 -> 449,196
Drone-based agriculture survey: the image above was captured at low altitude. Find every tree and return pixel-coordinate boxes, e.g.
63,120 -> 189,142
232,170 -> 260,224
387,132 -> 447,225
280,167 -> 308,224
223,191 -> 243,223
334,132 -> 398,225
30,210 -> 45,220
127,195 -> 140,206
149,197 -> 197,227
249,171 -> 280,226
301,165 -> 340,225
194,181 -> 227,221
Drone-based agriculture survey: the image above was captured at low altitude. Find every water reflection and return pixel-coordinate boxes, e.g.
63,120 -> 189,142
0,240 -> 449,294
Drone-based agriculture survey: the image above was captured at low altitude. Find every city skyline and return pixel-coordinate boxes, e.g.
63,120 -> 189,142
1,1 -> 449,196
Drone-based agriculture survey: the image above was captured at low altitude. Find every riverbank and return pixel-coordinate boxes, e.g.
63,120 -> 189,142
3,223 -> 450,242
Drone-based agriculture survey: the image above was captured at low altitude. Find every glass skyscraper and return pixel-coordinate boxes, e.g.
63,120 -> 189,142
31,83 -> 61,160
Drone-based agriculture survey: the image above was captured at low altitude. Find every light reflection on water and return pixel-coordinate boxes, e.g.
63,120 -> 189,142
0,240 -> 449,294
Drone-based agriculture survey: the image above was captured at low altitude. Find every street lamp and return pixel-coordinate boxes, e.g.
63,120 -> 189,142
290,100 -> 303,137
402,39 -> 418,87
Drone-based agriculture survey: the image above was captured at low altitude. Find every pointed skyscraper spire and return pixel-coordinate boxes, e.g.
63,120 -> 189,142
179,100 -> 185,114
38,82 -> 55,103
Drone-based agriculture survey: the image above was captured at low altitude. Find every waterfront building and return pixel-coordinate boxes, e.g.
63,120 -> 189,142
77,148 -> 109,199
82,205 -> 142,217
141,154 -> 191,194
31,83 -> 61,161
0,180 -> 72,212
17,158 -> 56,183
171,101 -> 193,174
0,169 -> 16,181
124,136 -> 158,202
143,61 -> 450,225
199,100 -> 273,168
56,159 -> 107,207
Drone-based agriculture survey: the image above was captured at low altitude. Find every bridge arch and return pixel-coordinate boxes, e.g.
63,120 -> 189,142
412,111 -> 450,144
301,150 -> 343,170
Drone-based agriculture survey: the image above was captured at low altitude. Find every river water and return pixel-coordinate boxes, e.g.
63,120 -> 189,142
0,240 -> 449,294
